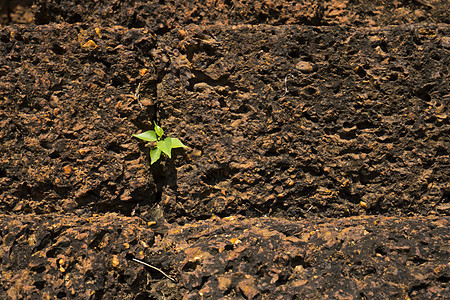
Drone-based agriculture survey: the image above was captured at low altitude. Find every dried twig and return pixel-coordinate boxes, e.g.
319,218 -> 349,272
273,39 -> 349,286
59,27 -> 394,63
132,258 -> 177,282
134,83 -> 144,109
283,73 -> 295,96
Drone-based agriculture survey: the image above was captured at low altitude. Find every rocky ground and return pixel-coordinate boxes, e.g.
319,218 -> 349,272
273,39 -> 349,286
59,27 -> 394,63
0,0 -> 449,299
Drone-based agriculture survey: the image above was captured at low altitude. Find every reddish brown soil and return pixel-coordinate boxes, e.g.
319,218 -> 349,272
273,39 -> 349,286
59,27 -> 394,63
0,0 -> 449,299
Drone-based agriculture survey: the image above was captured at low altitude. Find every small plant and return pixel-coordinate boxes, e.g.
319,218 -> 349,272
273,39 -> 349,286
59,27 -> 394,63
133,122 -> 187,165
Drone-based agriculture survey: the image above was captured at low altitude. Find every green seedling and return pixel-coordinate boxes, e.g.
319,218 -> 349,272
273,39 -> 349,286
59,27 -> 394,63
133,122 -> 187,164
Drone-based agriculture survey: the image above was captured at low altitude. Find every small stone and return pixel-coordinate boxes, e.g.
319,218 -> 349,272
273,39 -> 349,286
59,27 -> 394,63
217,275 -> 232,291
238,278 -> 259,300
291,279 -> 308,287
192,149 -> 202,157
112,255 -> 120,268
178,29 -> 187,39
95,27 -> 102,38
441,37 -> 450,49
230,238 -> 241,245
72,123 -> 85,131
139,68 -> 148,76
295,61 -> 314,73
120,190 -> 132,201
193,82 -> 213,92
436,203 -> 450,212
63,165 -> 72,175
78,147 -> 91,156
140,99 -> 153,107
82,40 -> 98,49
274,186 -> 283,194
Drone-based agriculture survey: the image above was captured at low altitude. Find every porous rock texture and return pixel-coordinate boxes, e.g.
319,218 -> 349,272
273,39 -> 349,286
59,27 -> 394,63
0,0 -> 449,299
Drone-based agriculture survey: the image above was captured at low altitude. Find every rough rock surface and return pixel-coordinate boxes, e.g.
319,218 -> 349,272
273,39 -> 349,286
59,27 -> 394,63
0,0 -> 449,299
1,213 -> 155,299
1,214 -> 449,299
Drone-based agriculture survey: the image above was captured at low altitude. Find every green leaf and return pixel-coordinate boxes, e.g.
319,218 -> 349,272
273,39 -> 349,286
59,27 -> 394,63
157,137 -> 172,158
133,130 -> 158,142
154,122 -> 164,138
170,137 -> 187,148
150,148 -> 162,164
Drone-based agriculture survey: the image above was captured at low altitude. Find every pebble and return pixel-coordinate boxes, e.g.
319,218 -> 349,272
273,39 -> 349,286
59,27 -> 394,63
295,61 -> 314,73
442,36 -> 450,49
